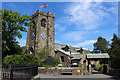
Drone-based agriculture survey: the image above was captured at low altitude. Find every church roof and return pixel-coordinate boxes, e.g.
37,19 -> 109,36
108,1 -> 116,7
54,43 -> 91,54
54,43 -> 91,60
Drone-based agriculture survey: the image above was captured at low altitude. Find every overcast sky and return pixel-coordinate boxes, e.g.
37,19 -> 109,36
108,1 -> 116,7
2,2 -> 118,51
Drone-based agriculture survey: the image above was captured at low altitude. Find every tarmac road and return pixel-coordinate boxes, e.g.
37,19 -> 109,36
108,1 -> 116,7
34,70 -> 120,80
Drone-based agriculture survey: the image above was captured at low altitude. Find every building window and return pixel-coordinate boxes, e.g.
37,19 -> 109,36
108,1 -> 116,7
61,56 -> 64,62
41,19 -> 46,27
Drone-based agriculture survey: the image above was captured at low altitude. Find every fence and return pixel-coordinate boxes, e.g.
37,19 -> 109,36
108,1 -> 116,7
1,65 -> 38,80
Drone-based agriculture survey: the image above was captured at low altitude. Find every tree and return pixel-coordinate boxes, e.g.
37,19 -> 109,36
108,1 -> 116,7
21,46 -> 26,54
1,9 -> 33,58
109,34 -> 120,69
109,34 -> 120,57
93,37 -> 109,53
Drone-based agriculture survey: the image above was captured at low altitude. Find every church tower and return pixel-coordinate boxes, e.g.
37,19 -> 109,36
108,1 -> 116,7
26,9 -> 55,56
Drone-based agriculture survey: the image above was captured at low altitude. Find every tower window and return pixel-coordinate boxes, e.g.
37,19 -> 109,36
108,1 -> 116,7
31,33 -> 35,40
41,19 -> 46,27
32,20 -> 35,28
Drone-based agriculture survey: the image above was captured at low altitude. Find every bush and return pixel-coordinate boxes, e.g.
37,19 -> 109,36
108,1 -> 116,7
36,54 -> 60,67
53,55 -> 60,67
20,54 -> 38,65
94,64 -> 104,72
3,51 -> 60,67
38,48 -> 49,59
83,64 -> 87,71
100,64 -> 104,72
94,65 -> 100,71
36,55 -> 46,66
78,64 -> 82,67
3,54 -> 38,65
3,54 -> 22,65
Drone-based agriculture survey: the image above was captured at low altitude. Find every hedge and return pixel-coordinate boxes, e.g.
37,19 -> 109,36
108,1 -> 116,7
3,54 -> 38,65
3,54 -> 60,67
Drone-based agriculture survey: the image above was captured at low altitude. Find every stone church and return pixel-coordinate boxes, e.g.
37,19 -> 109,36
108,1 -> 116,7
26,10 -> 109,67
26,9 -> 55,56
25,9 -> 92,66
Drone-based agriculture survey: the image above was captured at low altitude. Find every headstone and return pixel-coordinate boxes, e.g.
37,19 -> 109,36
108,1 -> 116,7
46,56 -> 53,65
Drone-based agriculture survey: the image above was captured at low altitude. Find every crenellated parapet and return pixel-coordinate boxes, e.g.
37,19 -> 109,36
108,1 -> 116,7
31,9 -> 55,19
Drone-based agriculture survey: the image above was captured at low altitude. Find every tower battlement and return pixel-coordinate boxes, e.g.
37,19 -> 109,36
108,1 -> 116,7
31,9 -> 55,19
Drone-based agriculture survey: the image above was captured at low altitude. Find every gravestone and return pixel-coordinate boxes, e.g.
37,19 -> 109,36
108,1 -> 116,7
46,56 -> 53,65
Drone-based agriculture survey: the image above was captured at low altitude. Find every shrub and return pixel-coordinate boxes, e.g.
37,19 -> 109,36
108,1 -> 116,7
100,64 -> 104,72
3,51 -> 60,67
78,64 -> 82,68
36,56 -> 46,66
53,55 -> 60,67
94,64 -> 104,72
3,54 -> 21,65
83,64 -> 87,71
3,54 -> 38,65
38,48 -> 49,59
20,54 -> 38,65
94,65 -> 100,71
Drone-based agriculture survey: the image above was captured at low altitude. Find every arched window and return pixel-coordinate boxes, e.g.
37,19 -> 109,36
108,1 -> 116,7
41,19 -> 46,27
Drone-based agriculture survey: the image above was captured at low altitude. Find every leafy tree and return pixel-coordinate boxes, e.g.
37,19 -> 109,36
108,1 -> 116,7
93,37 -> 109,53
109,34 -> 120,69
109,34 -> 120,57
21,46 -> 26,54
1,9 -> 33,58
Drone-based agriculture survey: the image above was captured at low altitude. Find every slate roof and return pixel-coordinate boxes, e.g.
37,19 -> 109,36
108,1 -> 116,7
54,43 -> 91,54
87,53 -> 110,59
71,54 -> 83,60
54,43 -> 91,60
55,48 -> 70,56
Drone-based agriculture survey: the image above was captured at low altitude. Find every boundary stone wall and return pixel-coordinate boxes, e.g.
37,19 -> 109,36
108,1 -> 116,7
38,67 -> 90,75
